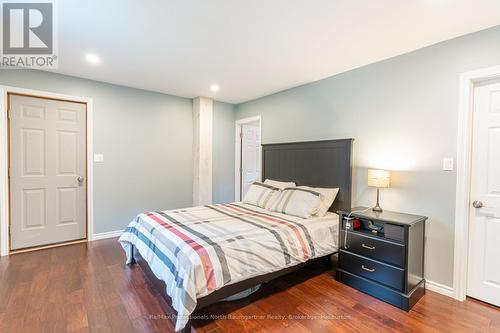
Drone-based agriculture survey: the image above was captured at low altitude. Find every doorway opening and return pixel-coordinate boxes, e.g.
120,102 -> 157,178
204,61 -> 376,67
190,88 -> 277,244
454,66 -> 500,306
235,116 -> 261,201
1,86 -> 93,255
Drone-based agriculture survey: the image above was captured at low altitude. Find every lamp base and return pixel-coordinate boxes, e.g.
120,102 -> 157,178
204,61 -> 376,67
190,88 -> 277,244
372,188 -> 383,212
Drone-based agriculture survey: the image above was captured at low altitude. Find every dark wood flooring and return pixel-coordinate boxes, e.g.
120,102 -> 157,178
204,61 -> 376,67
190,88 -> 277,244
0,238 -> 499,333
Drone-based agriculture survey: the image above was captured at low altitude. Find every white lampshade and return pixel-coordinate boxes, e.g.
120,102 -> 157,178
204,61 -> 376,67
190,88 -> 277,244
368,169 -> 391,188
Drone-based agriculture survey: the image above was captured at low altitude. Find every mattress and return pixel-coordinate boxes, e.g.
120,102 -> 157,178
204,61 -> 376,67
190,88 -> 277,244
119,202 -> 339,331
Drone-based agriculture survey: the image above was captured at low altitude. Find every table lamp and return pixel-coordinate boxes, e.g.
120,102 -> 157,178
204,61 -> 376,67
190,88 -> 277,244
368,169 -> 390,212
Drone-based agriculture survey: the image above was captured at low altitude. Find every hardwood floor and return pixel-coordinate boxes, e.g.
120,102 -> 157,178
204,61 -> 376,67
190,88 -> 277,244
0,238 -> 498,333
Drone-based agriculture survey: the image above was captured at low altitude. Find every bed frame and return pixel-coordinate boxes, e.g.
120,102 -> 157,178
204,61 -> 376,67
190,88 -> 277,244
130,138 -> 353,332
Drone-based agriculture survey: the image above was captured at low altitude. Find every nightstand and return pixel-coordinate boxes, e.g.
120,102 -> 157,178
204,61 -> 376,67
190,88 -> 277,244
336,207 -> 427,311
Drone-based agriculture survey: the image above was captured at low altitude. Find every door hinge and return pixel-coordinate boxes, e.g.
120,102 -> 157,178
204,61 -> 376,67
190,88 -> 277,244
8,167 -> 11,178
7,108 -> 11,119
239,131 -> 243,138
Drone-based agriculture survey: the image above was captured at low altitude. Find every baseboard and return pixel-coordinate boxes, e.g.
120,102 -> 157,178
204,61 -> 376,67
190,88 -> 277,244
92,230 -> 123,241
426,280 -> 456,299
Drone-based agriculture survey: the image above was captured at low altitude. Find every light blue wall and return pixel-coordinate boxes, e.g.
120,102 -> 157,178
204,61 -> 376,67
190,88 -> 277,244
0,70 -> 193,234
4,25 -> 499,285
236,25 -> 500,287
212,101 -> 236,204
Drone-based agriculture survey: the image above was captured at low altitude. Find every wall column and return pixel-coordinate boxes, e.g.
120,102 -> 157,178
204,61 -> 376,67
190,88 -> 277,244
192,97 -> 213,205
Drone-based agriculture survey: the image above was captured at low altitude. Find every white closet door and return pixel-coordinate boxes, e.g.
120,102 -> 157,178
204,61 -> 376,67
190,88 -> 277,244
467,80 -> 500,306
9,94 -> 87,250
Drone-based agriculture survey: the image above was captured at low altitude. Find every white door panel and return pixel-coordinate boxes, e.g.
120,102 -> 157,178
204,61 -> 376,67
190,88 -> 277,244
241,124 -> 261,198
467,80 -> 500,306
9,95 -> 87,250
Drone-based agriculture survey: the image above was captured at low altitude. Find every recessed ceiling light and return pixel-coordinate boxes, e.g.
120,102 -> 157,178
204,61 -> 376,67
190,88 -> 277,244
210,84 -> 220,92
85,53 -> 100,65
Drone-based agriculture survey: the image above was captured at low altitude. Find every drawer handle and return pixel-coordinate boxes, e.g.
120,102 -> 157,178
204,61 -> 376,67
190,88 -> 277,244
361,265 -> 375,272
361,243 -> 376,250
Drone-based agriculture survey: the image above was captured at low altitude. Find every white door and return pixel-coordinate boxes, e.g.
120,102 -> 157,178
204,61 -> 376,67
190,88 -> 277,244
9,94 -> 87,250
241,123 -> 261,198
467,79 -> 500,306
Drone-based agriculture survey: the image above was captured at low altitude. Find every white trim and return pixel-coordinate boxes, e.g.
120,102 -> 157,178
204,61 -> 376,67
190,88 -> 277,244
0,91 -> 7,256
426,280 -> 456,299
454,65 -> 500,300
234,115 -> 262,201
92,230 -> 123,241
0,85 -> 94,255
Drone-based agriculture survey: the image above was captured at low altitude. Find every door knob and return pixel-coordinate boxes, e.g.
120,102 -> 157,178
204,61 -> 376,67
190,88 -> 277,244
472,201 -> 483,208
77,176 -> 85,184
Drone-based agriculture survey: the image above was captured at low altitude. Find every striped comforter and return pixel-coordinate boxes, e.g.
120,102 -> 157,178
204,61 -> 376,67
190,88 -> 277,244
119,202 -> 338,331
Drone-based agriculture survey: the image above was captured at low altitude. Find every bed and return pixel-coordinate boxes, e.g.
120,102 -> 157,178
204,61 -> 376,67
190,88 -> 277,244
119,138 -> 353,332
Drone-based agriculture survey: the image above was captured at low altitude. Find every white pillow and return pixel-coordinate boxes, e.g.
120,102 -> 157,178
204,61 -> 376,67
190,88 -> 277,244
270,187 -> 322,218
298,186 -> 339,217
243,182 -> 280,209
264,179 -> 296,189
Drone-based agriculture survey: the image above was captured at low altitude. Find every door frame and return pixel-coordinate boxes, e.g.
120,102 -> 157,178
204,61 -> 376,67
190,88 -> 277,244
234,115 -> 261,201
454,65 -> 500,301
0,85 -> 94,256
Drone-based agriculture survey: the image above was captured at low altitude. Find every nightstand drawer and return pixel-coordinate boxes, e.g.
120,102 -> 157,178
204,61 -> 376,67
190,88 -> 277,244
339,251 -> 405,291
340,230 -> 405,267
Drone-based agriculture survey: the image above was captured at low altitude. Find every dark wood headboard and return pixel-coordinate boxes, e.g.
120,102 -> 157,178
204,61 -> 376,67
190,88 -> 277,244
261,139 -> 353,213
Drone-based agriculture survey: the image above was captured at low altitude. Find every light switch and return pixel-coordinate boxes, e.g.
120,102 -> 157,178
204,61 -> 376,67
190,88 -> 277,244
94,154 -> 104,162
443,158 -> 454,171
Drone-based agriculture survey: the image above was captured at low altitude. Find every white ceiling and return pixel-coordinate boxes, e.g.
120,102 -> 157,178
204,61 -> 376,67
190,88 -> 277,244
54,0 -> 500,104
